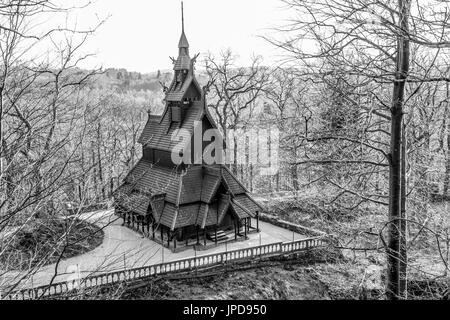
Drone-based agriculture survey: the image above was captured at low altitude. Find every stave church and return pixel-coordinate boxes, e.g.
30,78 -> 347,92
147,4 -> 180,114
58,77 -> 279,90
114,4 -> 262,251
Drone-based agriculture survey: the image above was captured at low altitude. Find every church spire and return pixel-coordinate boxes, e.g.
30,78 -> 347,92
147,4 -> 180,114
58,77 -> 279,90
178,2 -> 189,49
174,1 -> 190,71
181,1 -> 184,33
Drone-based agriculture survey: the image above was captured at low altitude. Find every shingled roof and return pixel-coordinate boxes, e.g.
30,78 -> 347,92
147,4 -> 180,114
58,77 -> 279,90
116,160 -> 260,230
166,73 -> 202,101
138,100 -> 204,152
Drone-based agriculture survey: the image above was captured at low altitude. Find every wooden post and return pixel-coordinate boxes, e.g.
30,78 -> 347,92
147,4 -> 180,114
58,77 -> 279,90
167,229 -> 170,247
244,218 -> 247,239
234,221 -> 237,240
152,223 -> 155,239
256,210 -> 260,232
161,226 -> 163,242
204,229 -> 207,246
196,226 -> 200,244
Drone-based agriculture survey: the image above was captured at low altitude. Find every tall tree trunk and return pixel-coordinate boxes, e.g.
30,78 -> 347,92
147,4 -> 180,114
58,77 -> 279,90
399,125 -> 408,298
97,123 -> 104,200
249,163 -> 254,192
233,136 -> 238,175
291,146 -> 299,191
0,84 -> 6,214
445,129 -> 450,198
387,0 -> 410,300
444,82 -> 450,198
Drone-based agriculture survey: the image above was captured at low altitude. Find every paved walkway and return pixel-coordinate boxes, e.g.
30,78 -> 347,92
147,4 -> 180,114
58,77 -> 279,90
3,210 -> 306,291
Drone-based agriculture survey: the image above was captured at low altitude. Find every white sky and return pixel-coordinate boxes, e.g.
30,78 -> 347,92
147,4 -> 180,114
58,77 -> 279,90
71,0 -> 290,73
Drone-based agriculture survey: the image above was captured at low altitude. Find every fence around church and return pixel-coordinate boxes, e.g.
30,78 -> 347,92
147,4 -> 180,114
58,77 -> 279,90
3,235 -> 327,300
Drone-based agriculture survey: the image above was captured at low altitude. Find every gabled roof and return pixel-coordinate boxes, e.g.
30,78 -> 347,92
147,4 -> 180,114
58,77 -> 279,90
114,186 -> 151,216
200,173 -> 221,202
138,100 -> 204,152
125,159 -> 180,202
230,201 -> 252,219
233,194 -> 263,215
175,203 -> 200,228
115,164 -> 260,229
166,72 -> 202,101
221,166 -> 249,195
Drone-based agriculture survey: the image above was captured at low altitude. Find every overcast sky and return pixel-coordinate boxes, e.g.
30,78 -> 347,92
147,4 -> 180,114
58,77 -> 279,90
74,0 -> 290,73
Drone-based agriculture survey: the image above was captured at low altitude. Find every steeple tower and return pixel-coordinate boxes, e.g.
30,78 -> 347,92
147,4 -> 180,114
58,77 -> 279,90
166,2 -> 202,104
174,2 -> 190,71
178,2 -> 189,50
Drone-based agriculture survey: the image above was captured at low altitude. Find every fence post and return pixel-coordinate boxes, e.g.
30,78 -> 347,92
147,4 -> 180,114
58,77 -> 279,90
195,249 -> 198,277
259,234 -> 262,260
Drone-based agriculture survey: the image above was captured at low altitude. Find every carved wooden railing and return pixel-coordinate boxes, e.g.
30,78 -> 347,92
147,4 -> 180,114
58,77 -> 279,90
2,236 -> 327,300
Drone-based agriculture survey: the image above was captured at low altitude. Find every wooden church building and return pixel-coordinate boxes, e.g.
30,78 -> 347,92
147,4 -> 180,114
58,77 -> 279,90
114,4 -> 262,250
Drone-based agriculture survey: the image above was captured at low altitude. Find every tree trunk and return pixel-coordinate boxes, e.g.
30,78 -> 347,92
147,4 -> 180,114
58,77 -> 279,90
444,82 -> 450,198
387,0 -> 410,300
445,129 -> 450,198
292,146 -> 299,191
97,123 -> 105,200
399,125 -> 408,298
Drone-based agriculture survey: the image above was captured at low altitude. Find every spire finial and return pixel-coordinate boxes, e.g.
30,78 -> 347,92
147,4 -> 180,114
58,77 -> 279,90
181,2 -> 184,33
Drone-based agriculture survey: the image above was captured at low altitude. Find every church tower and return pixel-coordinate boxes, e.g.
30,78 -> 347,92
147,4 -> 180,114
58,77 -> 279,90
166,2 -> 202,123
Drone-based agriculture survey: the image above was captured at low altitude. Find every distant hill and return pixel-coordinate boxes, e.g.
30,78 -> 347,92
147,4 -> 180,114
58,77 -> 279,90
86,67 -> 209,94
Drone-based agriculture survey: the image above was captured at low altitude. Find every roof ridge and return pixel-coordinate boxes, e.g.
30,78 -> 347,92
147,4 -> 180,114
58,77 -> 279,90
201,203 -> 209,229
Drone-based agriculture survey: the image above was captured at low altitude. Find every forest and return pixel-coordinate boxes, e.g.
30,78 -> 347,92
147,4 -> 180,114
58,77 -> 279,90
1,0 -> 450,300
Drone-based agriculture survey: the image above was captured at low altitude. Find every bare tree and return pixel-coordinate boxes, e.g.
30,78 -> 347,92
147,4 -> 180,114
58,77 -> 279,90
265,0 -> 450,299
204,50 -> 269,176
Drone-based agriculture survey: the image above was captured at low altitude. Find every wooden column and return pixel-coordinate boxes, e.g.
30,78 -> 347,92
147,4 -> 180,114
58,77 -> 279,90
244,218 -> 247,239
167,229 -> 170,247
196,226 -> 200,244
203,229 -> 207,245
152,223 -> 155,239
256,210 -> 260,232
234,221 -> 237,240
